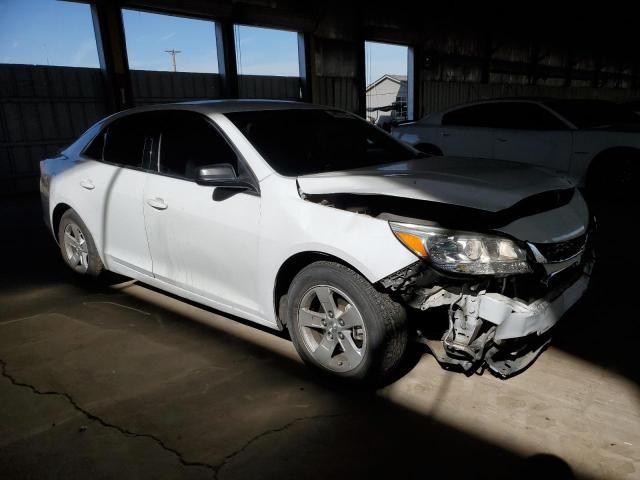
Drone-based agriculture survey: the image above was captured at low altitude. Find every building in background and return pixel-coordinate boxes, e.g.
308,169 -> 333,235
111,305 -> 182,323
365,74 -> 408,129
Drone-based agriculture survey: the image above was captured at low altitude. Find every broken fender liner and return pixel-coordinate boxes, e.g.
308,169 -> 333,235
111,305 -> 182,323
416,333 -> 552,379
303,188 -> 575,230
484,336 -> 552,379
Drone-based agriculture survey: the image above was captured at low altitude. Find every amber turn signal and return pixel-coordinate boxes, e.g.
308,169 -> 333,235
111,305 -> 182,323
394,231 -> 428,258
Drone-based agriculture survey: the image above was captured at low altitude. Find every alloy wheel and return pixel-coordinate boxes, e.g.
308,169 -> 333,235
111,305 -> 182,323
297,285 -> 367,372
63,222 -> 89,273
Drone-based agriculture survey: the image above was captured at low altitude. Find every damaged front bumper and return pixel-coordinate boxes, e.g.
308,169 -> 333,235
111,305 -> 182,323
401,252 -> 593,378
479,264 -> 591,342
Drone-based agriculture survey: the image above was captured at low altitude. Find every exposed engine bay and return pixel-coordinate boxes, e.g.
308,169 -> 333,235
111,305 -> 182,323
302,188 -> 593,378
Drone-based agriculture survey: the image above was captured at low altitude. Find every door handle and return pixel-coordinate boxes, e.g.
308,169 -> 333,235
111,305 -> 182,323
146,198 -> 168,210
496,138 -> 508,143
80,179 -> 94,190
441,132 -> 451,137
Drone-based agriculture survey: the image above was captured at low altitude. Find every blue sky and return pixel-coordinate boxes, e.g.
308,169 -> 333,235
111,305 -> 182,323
234,25 -> 299,76
365,41 -> 408,85
0,0 -> 406,81
122,8 -> 219,73
0,0 -> 99,67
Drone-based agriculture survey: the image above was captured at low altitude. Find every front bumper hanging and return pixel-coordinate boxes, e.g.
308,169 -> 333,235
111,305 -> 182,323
414,255 -> 593,378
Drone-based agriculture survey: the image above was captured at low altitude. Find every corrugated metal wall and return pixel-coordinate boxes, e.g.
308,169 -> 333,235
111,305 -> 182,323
131,71 -> 302,104
131,70 -> 222,105
312,76 -> 360,112
0,64 -> 108,193
0,65 -> 302,193
238,75 -> 301,100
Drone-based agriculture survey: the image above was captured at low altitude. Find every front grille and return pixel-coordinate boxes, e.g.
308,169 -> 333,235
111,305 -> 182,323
531,234 -> 587,263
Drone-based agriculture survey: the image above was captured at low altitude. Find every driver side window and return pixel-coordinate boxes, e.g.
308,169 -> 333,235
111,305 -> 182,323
159,111 -> 239,180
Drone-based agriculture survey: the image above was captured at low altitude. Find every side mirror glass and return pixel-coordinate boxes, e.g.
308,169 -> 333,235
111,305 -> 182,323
197,163 -> 237,182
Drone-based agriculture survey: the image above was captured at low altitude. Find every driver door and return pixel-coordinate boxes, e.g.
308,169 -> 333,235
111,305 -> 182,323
142,111 -> 262,317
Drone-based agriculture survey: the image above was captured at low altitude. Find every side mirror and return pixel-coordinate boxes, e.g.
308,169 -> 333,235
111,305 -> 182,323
196,163 -> 256,194
197,163 -> 237,183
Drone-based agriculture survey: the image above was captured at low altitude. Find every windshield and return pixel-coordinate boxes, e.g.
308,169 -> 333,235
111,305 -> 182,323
546,100 -> 640,128
225,109 -> 420,176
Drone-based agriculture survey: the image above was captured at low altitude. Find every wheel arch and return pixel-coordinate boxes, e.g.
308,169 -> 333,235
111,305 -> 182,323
51,202 -> 73,244
587,146 -> 640,185
273,251 -> 371,328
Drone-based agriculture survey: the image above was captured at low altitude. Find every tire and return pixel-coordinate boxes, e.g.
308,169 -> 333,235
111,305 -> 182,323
286,261 -> 408,383
57,209 -> 104,276
588,152 -> 640,208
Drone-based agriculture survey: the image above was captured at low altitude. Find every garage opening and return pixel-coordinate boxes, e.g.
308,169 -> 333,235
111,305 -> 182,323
121,9 -> 220,105
234,25 -> 302,100
364,41 -> 411,129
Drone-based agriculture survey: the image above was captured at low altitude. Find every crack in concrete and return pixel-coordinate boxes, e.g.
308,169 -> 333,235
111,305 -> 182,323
214,411 -> 352,479
1,357 -> 354,480
0,358 -> 217,478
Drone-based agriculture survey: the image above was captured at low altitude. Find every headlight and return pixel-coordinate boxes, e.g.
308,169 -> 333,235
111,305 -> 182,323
389,222 -> 531,275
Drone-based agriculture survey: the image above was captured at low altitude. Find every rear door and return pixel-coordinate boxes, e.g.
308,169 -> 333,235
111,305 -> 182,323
491,102 -> 573,172
437,103 -> 497,158
143,111 -> 262,317
80,113 -> 155,276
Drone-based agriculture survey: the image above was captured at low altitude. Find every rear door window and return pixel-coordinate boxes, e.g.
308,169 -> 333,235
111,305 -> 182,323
443,102 -> 567,130
491,103 -> 567,130
442,104 -> 503,127
103,115 -> 149,168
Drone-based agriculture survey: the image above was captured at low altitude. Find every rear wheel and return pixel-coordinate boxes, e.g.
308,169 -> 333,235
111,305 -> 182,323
286,261 -> 408,382
57,209 -> 104,276
588,152 -> 640,209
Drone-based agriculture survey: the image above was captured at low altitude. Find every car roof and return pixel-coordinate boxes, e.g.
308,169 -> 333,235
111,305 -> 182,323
444,97 -> 617,111
445,97 -> 546,110
114,99 -> 327,117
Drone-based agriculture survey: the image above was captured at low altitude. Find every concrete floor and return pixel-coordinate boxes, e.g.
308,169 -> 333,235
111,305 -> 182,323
1,195 -> 639,480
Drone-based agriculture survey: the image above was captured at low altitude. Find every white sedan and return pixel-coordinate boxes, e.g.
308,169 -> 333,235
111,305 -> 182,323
41,101 -> 593,381
392,98 -> 640,197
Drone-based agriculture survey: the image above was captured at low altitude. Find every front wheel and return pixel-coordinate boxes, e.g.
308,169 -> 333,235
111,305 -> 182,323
286,261 -> 408,383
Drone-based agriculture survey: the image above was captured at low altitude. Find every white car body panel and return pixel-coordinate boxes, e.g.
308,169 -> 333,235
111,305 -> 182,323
143,174 -> 263,319
100,170 -> 418,330
492,128 -> 573,172
432,126 -> 494,158
297,157 -> 573,212
393,100 -> 640,185
496,192 -> 589,243
255,174 -> 418,326
51,158 -> 152,273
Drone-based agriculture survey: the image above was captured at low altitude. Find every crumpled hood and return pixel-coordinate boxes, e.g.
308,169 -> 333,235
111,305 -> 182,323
297,157 -> 574,212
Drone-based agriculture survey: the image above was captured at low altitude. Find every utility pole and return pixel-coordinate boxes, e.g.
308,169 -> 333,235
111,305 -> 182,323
165,49 -> 181,72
